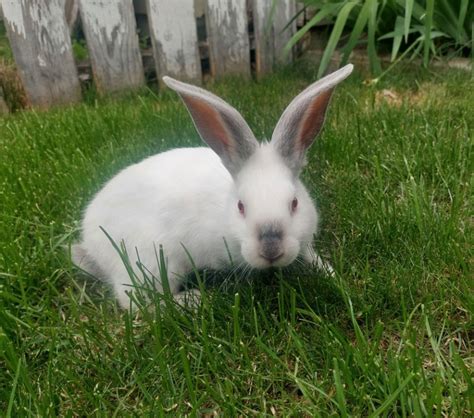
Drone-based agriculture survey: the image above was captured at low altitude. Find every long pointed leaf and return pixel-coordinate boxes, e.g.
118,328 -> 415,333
396,0 -> 425,21
424,0 -> 435,66
367,0 -> 382,74
284,3 -> 341,55
318,1 -> 359,78
404,0 -> 414,42
436,0 -> 466,42
391,15 -> 405,61
457,0 -> 469,43
341,0 -> 371,65
379,27 -> 417,40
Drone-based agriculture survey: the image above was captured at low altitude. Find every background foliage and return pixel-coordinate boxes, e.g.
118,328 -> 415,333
286,0 -> 473,77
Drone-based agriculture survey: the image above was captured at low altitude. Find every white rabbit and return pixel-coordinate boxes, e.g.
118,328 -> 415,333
72,64 -> 353,308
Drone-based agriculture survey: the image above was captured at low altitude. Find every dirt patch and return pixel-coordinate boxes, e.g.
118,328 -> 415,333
372,83 -> 448,109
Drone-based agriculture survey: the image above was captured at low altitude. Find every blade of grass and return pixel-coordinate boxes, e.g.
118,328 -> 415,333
368,373 -> 416,418
179,346 -> 197,406
332,358 -> 348,418
6,357 -> 22,418
232,292 -> 241,345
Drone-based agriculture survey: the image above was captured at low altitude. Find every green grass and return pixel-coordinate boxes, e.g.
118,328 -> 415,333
0,21 -> 13,62
0,64 -> 472,416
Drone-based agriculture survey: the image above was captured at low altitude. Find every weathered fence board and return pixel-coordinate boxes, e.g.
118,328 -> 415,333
206,0 -> 250,78
3,0 -> 297,108
273,0 -> 295,64
79,0 -> 144,93
65,0 -> 79,30
253,0 -> 296,75
2,0 -> 81,108
252,0 -> 273,74
146,0 -> 201,84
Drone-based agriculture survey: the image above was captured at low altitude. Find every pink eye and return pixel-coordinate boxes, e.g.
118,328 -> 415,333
291,197 -> 298,212
238,200 -> 245,215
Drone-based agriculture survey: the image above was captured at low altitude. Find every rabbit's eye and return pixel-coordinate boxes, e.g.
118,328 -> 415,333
238,200 -> 245,215
291,198 -> 298,212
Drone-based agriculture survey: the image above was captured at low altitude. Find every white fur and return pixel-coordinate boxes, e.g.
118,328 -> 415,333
232,144 -> 317,269
73,65 -> 353,308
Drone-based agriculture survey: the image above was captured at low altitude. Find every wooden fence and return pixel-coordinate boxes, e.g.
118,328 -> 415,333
1,0 -> 299,109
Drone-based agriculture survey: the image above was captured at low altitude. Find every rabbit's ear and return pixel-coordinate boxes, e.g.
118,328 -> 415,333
163,77 -> 258,176
271,64 -> 353,174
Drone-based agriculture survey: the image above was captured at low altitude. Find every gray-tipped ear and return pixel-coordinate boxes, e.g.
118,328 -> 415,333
271,64 -> 353,174
163,76 -> 258,176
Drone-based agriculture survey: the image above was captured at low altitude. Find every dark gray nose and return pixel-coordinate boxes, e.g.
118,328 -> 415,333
260,241 -> 283,262
259,223 -> 284,263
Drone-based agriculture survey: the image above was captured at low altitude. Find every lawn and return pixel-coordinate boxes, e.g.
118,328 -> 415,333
0,63 -> 472,416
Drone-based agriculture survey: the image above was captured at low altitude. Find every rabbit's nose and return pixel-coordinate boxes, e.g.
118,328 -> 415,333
258,222 -> 284,264
259,237 -> 284,263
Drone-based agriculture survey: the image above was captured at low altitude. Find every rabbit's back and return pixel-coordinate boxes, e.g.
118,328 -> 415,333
78,147 -> 235,282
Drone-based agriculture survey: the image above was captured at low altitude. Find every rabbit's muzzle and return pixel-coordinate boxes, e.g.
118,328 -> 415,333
258,223 -> 284,264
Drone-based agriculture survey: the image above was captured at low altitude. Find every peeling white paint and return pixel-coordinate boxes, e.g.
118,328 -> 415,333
79,0 -> 144,92
37,54 -> 46,67
1,0 -> 26,38
3,0 -> 72,55
29,1 -> 72,56
80,0 -> 125,44
207,0 -> 249,76
2,0 -> 80,106
148,0 -> 201,81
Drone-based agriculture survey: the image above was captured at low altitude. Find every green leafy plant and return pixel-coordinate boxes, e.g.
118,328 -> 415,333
283,0 -> 473,77
0,20 -> 14,62
71,39 -> 89,61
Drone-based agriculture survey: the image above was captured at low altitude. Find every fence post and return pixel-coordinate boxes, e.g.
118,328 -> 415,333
2,0 -> 81,108
65,0 -> 79,30
146,0 -> 202,84
79,0 -> 144,94
253,0 -> 296,76
205,0 -> 250,78
252,0 -> 273,75
273,0 -> 296,64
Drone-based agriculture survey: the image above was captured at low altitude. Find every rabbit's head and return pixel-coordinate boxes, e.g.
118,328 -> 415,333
163,65 -> 353,268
